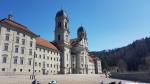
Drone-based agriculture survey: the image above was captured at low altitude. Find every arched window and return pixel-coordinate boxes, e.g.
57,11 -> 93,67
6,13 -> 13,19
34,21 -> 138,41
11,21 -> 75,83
2,57 -> 7,63
2,54 -> 8,63
13,56 -> 18,64
58,22 -> 61,27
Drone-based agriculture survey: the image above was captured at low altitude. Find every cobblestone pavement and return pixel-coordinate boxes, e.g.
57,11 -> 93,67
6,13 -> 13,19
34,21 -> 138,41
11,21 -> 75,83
0,74 -> 138,84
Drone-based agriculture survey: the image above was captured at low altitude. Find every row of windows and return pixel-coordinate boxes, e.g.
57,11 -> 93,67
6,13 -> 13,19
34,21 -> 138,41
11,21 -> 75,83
2,56 -> 32,65
36,48 -> 59,55
2,55 -> 59,68
1,68 -> 23,72
34,70 -> 58,73
6,28 -> 25,36
34,62 -> 59,69
1,68 -> 58,74
4,43 -> 33,55
35,54 -> 59,61
6,28 -> 33,39
57,22 -> 67,28
5,34 -> 33,47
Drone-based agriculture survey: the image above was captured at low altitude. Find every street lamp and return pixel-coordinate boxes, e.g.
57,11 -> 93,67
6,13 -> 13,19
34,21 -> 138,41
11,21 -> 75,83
31,51 -> 35,79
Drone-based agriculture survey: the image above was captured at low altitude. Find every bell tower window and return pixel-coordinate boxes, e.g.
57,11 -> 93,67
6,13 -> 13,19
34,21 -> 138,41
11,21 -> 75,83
58,22 -> 61,28
58,35 -> 60,41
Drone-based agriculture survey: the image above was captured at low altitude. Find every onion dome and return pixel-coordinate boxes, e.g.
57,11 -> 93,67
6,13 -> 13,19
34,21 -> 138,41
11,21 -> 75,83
77,26 -> 87,40
77,26 -> 85,33
56,9 -> 67,18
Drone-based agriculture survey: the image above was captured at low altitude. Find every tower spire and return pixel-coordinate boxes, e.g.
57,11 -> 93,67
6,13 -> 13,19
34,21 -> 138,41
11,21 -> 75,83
61,4 -> 63,10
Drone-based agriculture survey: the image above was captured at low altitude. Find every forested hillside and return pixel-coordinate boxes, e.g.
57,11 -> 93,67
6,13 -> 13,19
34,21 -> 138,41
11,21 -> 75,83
90,37 -> 150,72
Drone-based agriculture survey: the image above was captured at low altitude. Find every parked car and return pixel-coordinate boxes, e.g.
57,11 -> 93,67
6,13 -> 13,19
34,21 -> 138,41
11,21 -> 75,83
49,80 -> 57,84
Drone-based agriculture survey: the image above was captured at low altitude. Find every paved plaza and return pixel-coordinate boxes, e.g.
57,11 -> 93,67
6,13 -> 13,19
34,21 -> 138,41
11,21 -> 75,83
0,74 -> 138,84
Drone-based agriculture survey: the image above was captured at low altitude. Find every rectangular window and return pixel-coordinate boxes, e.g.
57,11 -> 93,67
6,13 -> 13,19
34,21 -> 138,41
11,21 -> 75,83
29,49 -> 32,55
35,54 -> 37,58
43,62 -> 45,68
22,39 -> 25,45
14,57 -> 17,64
21,47 -> 24,54
43,54 -> 45,59
30,41 -> 33,47
16,37 -> 19,43
5,34 -> 9,41
2,57 -> 7,63
47,64 -> 49,67
35,62 -> 37,66
28,58 -> 32,65
57,57 -> 59,61
39,55 -> 41,58
4,43 -> 8,51
39,63 -> 41,67
20,58 -> 23,64
15,46 -> 19,53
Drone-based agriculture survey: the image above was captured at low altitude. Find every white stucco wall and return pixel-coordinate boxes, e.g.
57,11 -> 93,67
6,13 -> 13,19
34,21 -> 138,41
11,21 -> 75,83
35,47 -> 60,75
0,26 -> 36,75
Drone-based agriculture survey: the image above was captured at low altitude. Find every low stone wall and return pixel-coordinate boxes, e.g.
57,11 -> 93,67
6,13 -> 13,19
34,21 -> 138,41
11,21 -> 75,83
110,72 -> 150,83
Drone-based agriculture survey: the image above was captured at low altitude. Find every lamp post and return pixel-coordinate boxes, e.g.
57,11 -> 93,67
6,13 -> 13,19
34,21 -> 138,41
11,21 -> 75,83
31,51 -> 35,79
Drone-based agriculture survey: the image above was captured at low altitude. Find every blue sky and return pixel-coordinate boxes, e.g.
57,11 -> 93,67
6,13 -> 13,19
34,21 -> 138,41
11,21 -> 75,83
1,0 -> 150,51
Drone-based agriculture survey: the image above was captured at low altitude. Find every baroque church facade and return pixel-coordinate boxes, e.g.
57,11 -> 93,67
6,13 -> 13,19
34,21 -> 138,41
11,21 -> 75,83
0,10 -> 102,75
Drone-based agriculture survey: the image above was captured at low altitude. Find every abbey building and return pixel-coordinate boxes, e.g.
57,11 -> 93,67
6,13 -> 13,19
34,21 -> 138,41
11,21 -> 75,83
0,10 -> 102,75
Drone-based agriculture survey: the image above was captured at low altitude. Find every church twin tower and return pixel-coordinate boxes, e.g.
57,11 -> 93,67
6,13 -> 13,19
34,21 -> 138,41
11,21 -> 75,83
54,10 -> 71,74
54,10 -> 88,74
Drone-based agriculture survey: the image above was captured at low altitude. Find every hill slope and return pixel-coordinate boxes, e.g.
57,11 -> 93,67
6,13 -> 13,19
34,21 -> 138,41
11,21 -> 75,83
90,37 -> 150,72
